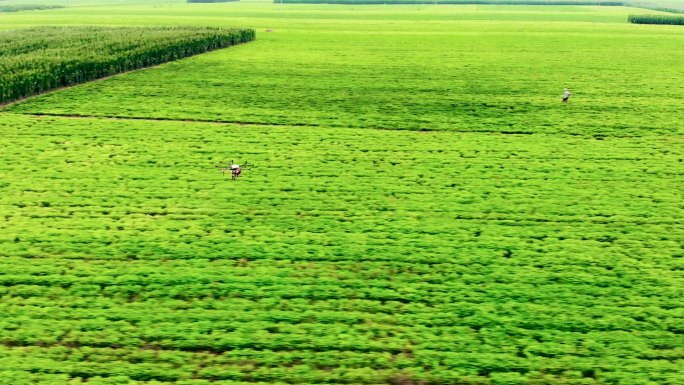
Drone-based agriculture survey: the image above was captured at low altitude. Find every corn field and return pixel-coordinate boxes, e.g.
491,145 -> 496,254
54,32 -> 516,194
0,26 -> 255,105
628,14 -> 684,24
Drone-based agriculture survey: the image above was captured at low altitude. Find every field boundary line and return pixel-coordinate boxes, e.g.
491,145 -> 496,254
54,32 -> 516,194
18,111 -> 322,128
10,112 -> 664,138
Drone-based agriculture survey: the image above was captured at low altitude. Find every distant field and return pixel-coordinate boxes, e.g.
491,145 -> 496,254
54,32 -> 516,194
630,0 -> 684,11
275,0 -> 623,4
0,4 -> 64,12
5,5 -> 683,136
269,0 -> 683,8
0,1 -> 682,385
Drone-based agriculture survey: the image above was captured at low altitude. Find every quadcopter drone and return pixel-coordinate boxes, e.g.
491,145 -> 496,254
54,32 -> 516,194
215,160 -> 253,180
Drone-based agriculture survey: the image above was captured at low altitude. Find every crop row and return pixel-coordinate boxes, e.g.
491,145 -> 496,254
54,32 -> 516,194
0,344 -> 680,384
274,0 -> 623,4
628,14 -> 684,25
0,26 -> 255,104
0,5 -> 64,13
2,278 -> 681,316
2,296 -> 682,335
188,0 -> 239,2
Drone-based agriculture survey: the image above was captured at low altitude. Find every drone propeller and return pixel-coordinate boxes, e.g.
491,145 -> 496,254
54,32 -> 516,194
213,159 -> 253,172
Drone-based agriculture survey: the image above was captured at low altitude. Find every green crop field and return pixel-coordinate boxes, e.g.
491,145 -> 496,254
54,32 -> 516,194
0,26 -> 254,104
0,1 -> 682,384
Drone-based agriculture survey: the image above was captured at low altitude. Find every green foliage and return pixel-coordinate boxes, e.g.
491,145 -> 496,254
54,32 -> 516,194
628,13 -> 684,24
274,0 -> 623,4
628,0 -> 684,13
0,26 -> 255,105
630,6 -> 684,13
0,4 -> 64,12
187,0 -> 239,3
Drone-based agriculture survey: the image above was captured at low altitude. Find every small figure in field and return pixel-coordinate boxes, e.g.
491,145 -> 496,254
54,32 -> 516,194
562,88 -> 572,104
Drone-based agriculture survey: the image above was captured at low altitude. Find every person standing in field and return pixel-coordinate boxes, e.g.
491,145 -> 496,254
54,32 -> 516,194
562,88 -> 572,104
